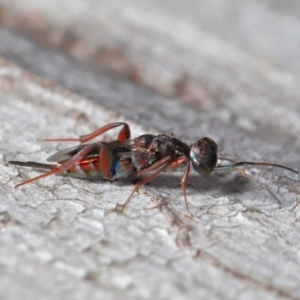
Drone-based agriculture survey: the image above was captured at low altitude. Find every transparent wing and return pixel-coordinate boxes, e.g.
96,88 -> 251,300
47,140 -> 134,163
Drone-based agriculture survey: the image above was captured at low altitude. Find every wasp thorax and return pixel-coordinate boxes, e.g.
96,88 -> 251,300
190,137 -> 218,177
134,134 -> 155,150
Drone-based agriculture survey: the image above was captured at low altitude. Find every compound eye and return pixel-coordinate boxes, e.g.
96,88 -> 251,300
190,137 -> 218,176
196,139 -> 210,157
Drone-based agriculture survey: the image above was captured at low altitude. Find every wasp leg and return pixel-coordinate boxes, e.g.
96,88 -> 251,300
13,168 -> 60,188
120,156 -> 172,212
11,143 -> 97,188
39,122 -> 131,143
122,156 -> 193,214
165,156 -> 193,216
57,143 -> 96,172
180,161 -> 192,216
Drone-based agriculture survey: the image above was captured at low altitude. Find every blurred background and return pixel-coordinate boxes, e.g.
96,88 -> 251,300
1,0 -> 300,147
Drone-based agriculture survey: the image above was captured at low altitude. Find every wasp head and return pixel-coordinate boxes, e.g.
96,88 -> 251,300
190,137 -> 218,177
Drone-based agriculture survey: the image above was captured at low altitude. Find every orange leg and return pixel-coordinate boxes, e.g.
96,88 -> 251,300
14,168 -> 60,188
120,156 -> 192,213
180,162 -> 192,215
57,143 -> 96,172
12,123 -> 131,188
164,156 -> 193,215
12,143 -> 98,188
120,156 -> 172,211
165,156 -> 193,215
39,122 -> 131,143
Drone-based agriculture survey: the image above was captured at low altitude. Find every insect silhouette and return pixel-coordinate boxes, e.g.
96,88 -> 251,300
9,122 -> 298,215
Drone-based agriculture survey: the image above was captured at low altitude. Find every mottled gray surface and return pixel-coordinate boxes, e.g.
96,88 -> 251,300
1,59 -> 300,300
0,0 -> 300,299
0,1 -> 300,153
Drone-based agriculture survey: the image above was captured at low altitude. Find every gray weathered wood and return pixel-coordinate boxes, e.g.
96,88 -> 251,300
0,1 -> 300,299
1,58 -> 299,300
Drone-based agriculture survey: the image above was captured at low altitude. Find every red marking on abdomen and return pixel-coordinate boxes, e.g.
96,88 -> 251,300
59,158 -> 102,177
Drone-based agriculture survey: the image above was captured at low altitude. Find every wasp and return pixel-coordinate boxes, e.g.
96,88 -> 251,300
9,122 -> 298,215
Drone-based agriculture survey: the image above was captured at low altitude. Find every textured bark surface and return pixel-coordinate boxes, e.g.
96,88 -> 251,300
1,59 -> 299,300
0,1 -> 300,300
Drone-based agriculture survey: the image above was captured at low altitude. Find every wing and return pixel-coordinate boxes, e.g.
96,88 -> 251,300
47,140 -> 134,163
46,143 -> 100,163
